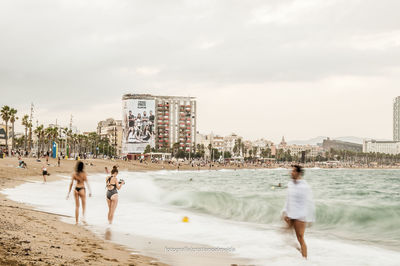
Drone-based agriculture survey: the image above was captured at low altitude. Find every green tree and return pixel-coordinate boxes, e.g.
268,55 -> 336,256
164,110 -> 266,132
223,151 -> 232,159
27,119 -> 33,152
1,106 -> 11,154
34,124 -> 44,155
144,144 -> 151,154
21,115 -> 29,152
211,148 -> 220,160
9,108 -> 18,150
252,146 -> 258,157
175,150 -> 187,159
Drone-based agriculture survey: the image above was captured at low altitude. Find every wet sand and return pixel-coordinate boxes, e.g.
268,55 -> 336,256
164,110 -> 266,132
0,157 -> 249,266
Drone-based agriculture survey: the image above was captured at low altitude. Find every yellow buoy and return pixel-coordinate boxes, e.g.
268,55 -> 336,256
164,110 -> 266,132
182,216 -> 189,223
271,186 -> 275,190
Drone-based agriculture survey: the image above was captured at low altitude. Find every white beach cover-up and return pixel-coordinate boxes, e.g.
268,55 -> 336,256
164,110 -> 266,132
282,179 -> 315,222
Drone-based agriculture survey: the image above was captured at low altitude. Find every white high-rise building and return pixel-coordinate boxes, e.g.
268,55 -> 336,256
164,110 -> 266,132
394,96 -> 400,141
122,94 -> 197,154
363,140 -> 400,155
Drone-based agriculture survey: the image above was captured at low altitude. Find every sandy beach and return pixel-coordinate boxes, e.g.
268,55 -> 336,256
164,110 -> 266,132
0,157 -> 251,266
3,156 -> 399,266
0,157 -> 173,266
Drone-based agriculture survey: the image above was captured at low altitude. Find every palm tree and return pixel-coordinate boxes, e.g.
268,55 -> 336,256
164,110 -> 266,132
72,133 -> 78,155
76,134 -> 84,154
21,115 -> 29,152
88,132 -> 98,155
1,106 -> 11,155
47,127 -> 59,156
27,119 -> 33,153
34,125 -> 44,155
45,127 -> 53,152
252,146 -> 258,158
62,127 -> 69,155
9,108 -> 18,150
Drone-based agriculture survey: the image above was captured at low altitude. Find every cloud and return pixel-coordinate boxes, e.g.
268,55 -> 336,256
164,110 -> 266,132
135,66 -> 162,76
1,0 -> 399,140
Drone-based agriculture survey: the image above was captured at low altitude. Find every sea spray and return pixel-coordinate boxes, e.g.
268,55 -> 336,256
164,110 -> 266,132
3,169 -> 400,265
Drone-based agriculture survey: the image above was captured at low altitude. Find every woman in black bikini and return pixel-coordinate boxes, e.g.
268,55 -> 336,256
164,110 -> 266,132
106,166 -> 124,224
67,161 -> 92,224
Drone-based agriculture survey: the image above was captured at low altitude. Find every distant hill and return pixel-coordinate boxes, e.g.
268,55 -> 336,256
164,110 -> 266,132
287,136 -> 328,145
288,136 -> 367,145
335,136 -> 365,144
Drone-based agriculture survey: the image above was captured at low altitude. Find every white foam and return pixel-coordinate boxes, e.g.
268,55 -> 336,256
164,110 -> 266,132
2,172 -> 400,266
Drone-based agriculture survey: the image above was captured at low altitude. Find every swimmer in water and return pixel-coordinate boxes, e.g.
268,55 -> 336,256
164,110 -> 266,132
282,165 -> 315,258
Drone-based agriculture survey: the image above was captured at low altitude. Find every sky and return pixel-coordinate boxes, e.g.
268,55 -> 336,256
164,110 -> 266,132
1,0 -> 400,143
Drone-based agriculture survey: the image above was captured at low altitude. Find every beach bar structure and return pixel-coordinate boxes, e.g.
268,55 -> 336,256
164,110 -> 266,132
122,94 -> 197,155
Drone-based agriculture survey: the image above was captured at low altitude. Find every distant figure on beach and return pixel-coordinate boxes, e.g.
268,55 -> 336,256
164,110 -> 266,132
57,156 -> 61,167
105,167 -> 109,174
106,165 -> 125,224
282,165 -> 315,259
18,160 -> 27,168
42,166 -> 49,183
67,161 -> 92,224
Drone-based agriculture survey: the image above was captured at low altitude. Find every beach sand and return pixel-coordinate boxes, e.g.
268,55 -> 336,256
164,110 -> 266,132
0,157 -> 250,266
0,157 -> 170,265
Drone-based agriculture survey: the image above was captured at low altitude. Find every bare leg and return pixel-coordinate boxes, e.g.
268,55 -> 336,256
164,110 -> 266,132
80,189 -> 86,219
43,175 -> 47,183
293,220 -> 307,258
108,195 -> 119,224
106,198 -> 111,223
284,216 -> 294,228
74,190 -> 79,224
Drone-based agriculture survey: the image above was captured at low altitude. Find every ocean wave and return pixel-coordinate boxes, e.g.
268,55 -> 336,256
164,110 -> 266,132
163,189 -> 400,243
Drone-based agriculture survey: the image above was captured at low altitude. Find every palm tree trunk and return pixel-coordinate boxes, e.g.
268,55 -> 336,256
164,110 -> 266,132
28,127 -> 32,153
11,122 -> 15,150
5,121 -> 9,156
24,127 -> 27,153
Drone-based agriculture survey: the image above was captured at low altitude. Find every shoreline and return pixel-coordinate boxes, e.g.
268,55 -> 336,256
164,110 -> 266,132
0,157 -> 169,266
2,157 -> 400,265
0,157 -> 252,266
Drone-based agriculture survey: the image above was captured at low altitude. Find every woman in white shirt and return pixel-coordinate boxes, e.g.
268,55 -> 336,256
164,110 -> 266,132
282,165 -> 315,258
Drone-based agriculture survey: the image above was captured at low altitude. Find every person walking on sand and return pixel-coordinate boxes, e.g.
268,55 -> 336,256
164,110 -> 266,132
282,165 -> 315,259
67,161 -> 92,224
42,165 -> 49,183
106,166 -> 125,224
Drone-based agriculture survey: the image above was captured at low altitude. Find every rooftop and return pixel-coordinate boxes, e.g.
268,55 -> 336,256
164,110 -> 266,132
122,93 -> 196,100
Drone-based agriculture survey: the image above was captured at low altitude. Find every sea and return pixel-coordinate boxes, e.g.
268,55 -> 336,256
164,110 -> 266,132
2,168 -> 400,265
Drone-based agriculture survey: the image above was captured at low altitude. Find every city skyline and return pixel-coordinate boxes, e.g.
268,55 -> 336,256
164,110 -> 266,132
4,93 -> 399,144
2,0 -> 400,142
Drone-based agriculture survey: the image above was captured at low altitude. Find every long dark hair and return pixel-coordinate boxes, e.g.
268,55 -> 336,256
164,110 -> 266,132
76,161 -> 84,173
111,165 -> 118,175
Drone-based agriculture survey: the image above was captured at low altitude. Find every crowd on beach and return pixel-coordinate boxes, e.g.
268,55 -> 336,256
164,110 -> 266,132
3,146 -> 400,172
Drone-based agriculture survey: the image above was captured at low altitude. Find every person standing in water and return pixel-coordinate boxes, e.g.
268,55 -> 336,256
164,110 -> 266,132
282,165 -> 315,258
67,161 -> 92,224
106,165 -> 125,224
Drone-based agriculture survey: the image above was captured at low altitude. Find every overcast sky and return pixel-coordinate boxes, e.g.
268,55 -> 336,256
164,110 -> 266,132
1,0 -> 400,143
